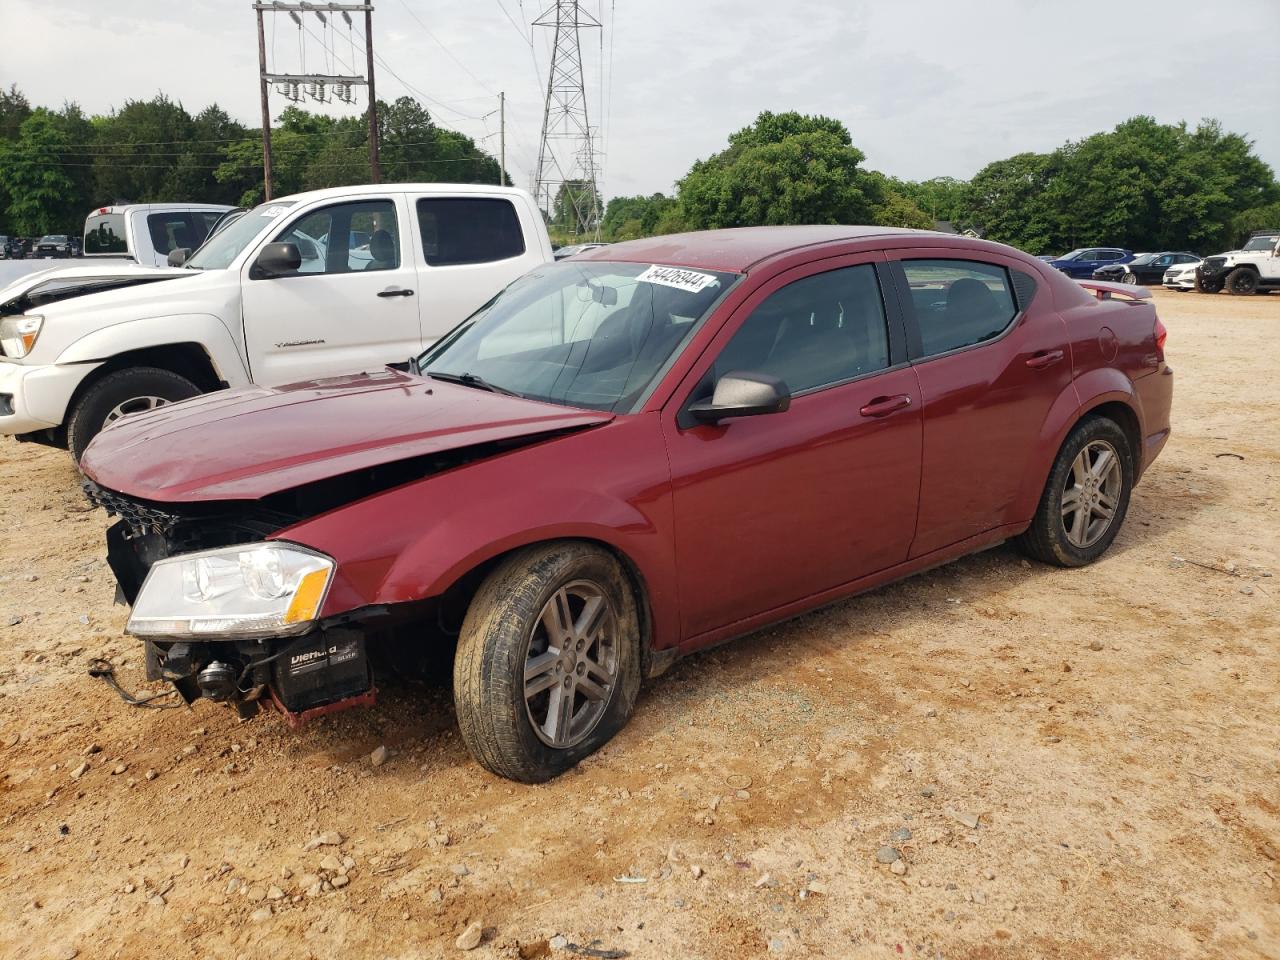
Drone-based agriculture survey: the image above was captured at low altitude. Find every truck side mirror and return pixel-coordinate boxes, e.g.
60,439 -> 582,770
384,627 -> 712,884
251,242 -> 303,279
167,247 -> 191,267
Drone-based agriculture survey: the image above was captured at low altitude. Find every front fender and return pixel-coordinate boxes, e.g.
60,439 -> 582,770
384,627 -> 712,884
54,314 -> 251,386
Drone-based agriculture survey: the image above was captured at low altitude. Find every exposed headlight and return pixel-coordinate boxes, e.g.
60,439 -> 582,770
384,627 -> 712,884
0,315 -> 43,358
127,542 -> 334,639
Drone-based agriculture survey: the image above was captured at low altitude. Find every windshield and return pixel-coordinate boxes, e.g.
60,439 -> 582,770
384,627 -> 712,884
186,201 -> 295,270
1057,249 -> 1085,261
418,261 -> 739,413
40,235 -> 68,243
1242,234 -> 1279,252
1129,253 -> 1158,266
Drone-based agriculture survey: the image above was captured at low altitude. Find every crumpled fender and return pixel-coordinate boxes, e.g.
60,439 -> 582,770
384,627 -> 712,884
54,313 -> 251,386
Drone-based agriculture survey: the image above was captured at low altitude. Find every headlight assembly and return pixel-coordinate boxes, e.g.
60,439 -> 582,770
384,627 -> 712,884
127,542 -> 334,639
0,315 -> 43,358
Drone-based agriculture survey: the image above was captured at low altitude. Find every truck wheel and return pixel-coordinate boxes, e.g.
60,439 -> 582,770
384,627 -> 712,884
1015,417 -> 1133,568
453,541 -> 642,783
1225,268 -> 1259,296
68,367 -> 201,462
1195,275 -> 1222,294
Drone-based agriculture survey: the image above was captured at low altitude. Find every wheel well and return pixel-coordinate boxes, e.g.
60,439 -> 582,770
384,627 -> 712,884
1081,400 -> 1140,462
64,343 -> 225,421
1227,264 -> 1259,274
435,537 -> 657,672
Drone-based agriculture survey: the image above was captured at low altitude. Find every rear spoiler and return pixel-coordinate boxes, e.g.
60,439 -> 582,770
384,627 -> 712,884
1076,280 -> 1153,302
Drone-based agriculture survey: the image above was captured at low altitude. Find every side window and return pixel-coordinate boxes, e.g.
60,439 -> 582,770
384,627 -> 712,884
1153,255 -> 1172,267
901,259 -> 1018,358
417,197 -> 525,267
274,199 -> 399,275
146,213 -> 198,256
713,265 -> 890,395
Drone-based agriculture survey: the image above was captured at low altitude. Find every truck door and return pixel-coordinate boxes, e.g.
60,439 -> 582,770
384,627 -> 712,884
239,194 -> 423,386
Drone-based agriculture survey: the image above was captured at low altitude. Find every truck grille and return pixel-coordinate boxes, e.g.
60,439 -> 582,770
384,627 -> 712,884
1203,257 -> 1226,271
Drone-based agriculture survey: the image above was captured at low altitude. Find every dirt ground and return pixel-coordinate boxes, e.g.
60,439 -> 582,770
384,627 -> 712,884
0,287 -> 1276,960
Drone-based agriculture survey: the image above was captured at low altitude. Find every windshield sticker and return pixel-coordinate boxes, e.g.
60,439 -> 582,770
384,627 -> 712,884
260,206 -> 290,218
637,265 -> 718,293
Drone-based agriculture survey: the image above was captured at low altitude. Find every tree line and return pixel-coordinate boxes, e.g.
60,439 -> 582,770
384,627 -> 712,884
602,112 -> 1280,255
0,85 -> 503,237
1,82 -> 1276,256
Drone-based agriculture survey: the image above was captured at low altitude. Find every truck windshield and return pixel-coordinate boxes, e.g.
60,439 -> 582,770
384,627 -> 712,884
418,260 -> 739,413
1242,234 -> 1279,252
185,201 -> 296,270
84,213 -> 128,254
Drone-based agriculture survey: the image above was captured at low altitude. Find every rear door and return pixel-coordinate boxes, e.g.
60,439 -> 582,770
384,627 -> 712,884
886,250 -> 1071,557
240,193 -> 422,386
662,254 -> 923,640
407,193 -> 548,344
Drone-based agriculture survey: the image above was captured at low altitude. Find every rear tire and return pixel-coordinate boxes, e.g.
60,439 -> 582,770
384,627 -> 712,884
1121,272 -> 1138,285
1225,267 -> 1259,296
67,366 -> 201,463
1015,417 -> 1133,568
453,542 -> 642,783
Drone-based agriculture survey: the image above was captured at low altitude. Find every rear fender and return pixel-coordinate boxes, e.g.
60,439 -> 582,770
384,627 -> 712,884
54,314 -> 251,386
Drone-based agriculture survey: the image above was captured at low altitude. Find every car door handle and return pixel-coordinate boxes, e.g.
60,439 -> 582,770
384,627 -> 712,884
1025,349 -> 1065,370
859,394 -> 912,418
377,287 -> 414,298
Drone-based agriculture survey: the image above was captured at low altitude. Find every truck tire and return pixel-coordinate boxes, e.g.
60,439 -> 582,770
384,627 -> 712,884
453,541 -> 642,783
1015,416 -> 1133,568
68,366 -> 201,463
1225,268 -> 1259,296
1195,275 -> 1222,294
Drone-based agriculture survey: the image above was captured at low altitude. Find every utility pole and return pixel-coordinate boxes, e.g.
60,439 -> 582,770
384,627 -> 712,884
256,5 -> 273,199
364,4 -> 381,183
533,1 -> 602,239
499,92 -> 506,187
252,3 -> 378,196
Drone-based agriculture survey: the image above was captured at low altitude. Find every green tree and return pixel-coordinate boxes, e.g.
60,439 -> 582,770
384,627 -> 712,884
0,109 -> 77,234
676,111 -> 881,229
601,192 -> 678,240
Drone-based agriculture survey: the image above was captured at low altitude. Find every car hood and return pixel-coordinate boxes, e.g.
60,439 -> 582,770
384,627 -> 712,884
0,263 -> 190,314
80,369 -> 615,502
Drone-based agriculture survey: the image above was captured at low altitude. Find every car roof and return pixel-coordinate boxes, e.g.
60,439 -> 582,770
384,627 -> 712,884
573,225 -> 955,273
273,182 -> 536,206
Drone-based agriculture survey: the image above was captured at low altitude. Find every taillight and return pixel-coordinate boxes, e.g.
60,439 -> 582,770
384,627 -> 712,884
1154,317 -> 1167,360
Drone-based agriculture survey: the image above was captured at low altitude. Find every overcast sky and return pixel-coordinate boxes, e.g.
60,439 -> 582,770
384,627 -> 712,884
1,0 -> 1277,200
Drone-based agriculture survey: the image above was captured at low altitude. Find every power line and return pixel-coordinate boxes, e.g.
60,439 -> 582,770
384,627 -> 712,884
394,0 -> 496,96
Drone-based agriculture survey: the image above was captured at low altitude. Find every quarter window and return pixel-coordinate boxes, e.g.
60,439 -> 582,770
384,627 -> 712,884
417,197 -> 525,266
901,259 -> 1018,358
274,199 -> 399,275
712,265 -> 890,395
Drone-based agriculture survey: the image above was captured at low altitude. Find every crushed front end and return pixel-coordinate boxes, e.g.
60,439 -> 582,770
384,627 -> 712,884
86,480 -> 377,724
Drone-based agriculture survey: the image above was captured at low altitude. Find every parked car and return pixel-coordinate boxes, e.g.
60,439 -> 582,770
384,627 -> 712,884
1195,230 -> 1280,295
1046,247 -> 1133,278
6,237 -> 31,259
0,184 -> 553,460
83,203 -> 237,267
1163,260 -> 1201,291
0,235 -> 9,260
80,226 -> 1173,783
1093,251 -> 1200,285
32,234 -> 73,258
554,241 -> 610,260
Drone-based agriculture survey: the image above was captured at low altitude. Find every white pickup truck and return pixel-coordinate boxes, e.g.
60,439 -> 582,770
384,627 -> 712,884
83,203 -> 239,267
0,183 -> 553,459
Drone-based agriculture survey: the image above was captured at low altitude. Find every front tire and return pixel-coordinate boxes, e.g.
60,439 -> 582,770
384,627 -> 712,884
1225,267 -> 1259,296
1195,275 -> 1223,294
67,367 -> 201,463
1015,417 -> 1133,568
453,542 -> 642,783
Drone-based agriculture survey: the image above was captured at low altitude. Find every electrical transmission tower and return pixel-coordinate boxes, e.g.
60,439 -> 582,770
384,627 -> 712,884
533,1 -> 601,239
253,2 -> 380,199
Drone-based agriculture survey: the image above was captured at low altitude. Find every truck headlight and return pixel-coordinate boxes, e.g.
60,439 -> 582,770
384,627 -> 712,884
0,315 -> 43,358
127,543 -> 334,639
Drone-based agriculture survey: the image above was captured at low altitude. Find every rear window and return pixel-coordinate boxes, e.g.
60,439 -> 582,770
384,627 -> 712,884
416,197 -> 525,267
84,213 -> 128,255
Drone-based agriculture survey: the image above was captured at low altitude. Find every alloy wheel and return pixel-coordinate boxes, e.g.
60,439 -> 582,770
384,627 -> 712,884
1122,272 -> 1138,285
1061,440 -> 1123,548
103,395 -> 170,428
523,580 -> 619,748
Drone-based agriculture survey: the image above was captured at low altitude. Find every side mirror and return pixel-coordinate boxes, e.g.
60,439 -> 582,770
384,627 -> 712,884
687,371 -> 790,425
251,242 -> 303,279
167,247 -> 191,267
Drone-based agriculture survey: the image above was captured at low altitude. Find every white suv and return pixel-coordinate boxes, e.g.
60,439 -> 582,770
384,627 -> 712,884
1195,231 -> 1280,295
0,183 -> 552,459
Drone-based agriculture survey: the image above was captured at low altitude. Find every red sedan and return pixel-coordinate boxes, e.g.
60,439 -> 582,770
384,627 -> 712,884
82,226 -> 1173,782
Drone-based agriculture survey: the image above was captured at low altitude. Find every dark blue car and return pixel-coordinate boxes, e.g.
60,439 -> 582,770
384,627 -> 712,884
1047,247 -> 1133,278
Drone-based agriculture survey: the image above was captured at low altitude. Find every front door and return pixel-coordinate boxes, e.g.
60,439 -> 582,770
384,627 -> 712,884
887,251 -> 1073,557
241,195 -> 422,386
662,256 -> 923,641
